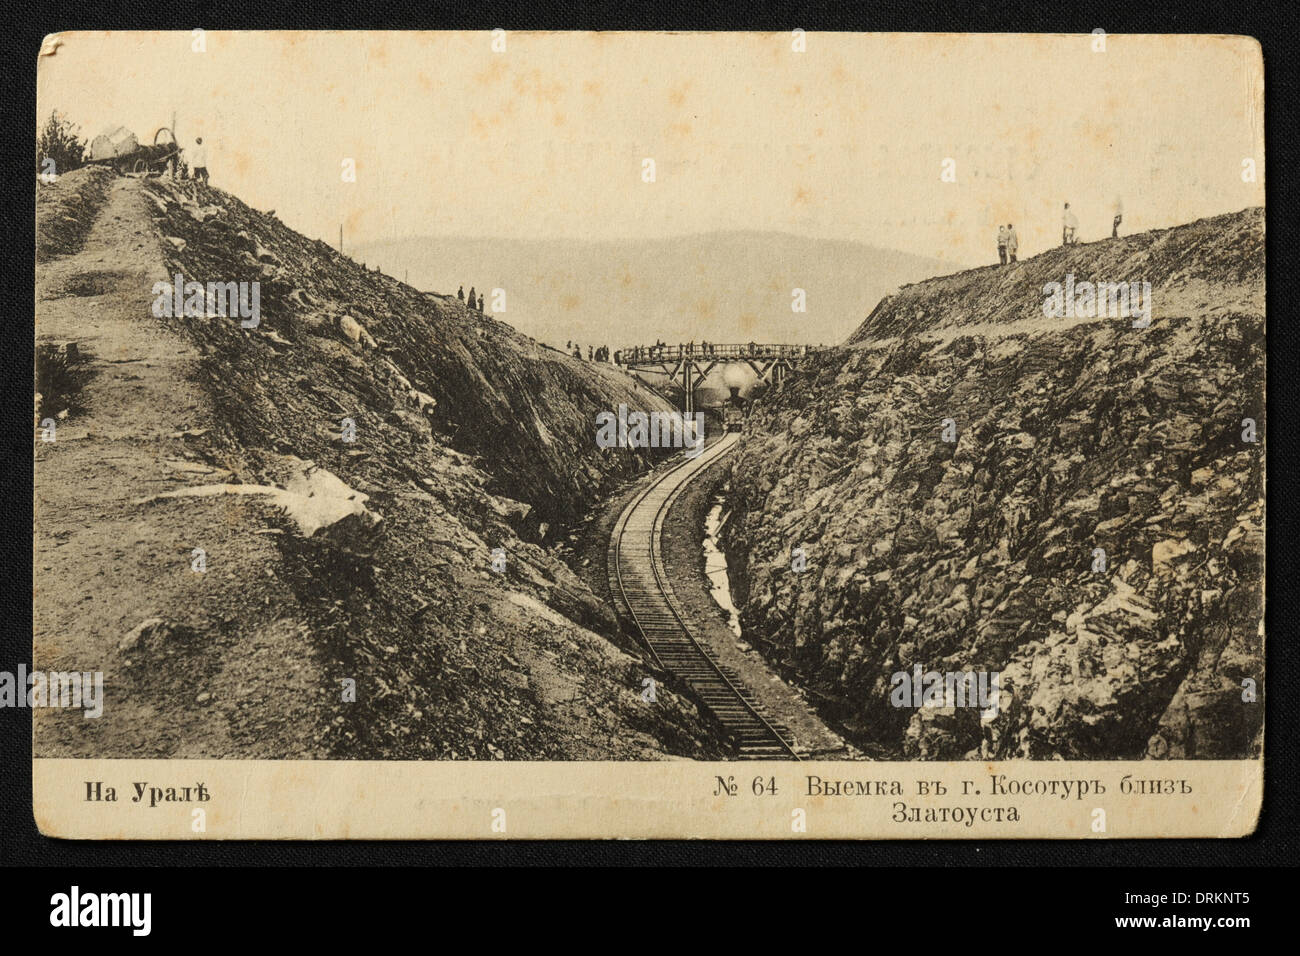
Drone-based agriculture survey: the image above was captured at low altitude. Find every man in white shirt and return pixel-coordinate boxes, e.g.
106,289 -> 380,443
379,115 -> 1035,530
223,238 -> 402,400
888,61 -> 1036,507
190,137 -> 209,185
997,225 -> 1008,265
1062,202 -> 1079,245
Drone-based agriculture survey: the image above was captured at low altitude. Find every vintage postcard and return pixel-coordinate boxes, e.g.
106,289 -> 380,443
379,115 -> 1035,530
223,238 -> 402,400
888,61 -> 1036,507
32,30 -> 1263,838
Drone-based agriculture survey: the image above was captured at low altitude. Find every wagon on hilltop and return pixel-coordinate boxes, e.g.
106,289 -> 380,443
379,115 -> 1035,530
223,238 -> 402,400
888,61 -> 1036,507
85,126 -> 180,176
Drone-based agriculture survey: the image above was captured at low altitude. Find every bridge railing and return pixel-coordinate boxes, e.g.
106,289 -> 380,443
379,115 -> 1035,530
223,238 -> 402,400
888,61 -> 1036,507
616,343 -> 820,366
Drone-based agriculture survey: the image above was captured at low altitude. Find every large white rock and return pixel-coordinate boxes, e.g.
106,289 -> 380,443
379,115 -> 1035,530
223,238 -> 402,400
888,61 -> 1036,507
136,459 -> 380,538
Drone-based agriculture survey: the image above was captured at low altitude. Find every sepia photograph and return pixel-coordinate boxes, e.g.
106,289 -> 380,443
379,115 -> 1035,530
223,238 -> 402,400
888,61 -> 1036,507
29,30 -> 1264,838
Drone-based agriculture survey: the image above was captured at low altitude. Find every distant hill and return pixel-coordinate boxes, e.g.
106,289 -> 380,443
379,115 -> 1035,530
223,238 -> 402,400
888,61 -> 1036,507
355,232 -> 951,350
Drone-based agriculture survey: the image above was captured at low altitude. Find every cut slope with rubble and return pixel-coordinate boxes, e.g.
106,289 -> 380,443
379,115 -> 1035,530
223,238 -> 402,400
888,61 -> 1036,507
34,167 -> 720,760
722,209 -> 1265,760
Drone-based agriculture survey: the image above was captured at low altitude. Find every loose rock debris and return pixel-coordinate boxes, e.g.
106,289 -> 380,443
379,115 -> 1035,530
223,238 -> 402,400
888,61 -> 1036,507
34,167 -> 721,761
725,209 -> 1264,762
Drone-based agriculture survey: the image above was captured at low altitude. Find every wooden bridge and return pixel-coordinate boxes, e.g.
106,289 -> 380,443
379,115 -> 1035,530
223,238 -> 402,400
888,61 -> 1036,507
615,343 -> 822,414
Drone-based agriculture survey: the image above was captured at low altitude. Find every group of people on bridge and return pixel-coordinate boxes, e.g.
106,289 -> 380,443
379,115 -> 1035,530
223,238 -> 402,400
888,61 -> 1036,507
615,341 -> 816,366
553,338 -> 822,367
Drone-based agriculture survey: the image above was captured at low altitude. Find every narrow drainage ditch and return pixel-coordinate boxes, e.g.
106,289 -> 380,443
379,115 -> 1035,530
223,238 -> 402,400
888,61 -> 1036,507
702,488 -> 744,643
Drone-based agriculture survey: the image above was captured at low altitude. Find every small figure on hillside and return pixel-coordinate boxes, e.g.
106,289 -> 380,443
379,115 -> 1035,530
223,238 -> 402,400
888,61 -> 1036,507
997,224 -> 1009,265
1006,224 -> 1018,263
458,286 -> 465,302
1112,197 -> 1124,238
190,137 -> 209,185
573,344 -> 582,359
478,291 -> 485,313
1062,202 -> 1079,245
467,287 -> 477,310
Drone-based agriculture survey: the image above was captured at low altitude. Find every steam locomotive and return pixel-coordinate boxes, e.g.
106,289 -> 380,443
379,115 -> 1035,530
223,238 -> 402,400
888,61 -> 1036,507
722,386 -> 746,433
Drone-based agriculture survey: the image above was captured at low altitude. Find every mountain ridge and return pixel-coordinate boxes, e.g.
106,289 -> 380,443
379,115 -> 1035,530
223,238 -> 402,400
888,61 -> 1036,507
356,230 -> 952,350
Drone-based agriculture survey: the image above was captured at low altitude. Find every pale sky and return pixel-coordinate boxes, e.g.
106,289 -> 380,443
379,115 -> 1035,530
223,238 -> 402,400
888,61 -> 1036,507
38,31 -> 1264,267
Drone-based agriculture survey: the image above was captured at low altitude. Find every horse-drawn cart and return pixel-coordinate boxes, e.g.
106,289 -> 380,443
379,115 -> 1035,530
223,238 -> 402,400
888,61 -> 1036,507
86,126 -> 180,176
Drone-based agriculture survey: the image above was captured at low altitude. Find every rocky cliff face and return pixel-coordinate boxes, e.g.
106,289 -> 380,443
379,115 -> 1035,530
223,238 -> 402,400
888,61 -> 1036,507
722,209 -> 1265,760
35,169 -> 716,760
144,180 -> 674,533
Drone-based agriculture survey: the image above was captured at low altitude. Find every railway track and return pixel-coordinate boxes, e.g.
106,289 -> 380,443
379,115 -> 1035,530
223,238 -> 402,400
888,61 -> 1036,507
609,433 -> 800,760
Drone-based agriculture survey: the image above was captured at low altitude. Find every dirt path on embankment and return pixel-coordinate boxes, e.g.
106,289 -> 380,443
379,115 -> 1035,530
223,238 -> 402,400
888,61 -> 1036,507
35,175 -> 335,758
35,170 -> 727,762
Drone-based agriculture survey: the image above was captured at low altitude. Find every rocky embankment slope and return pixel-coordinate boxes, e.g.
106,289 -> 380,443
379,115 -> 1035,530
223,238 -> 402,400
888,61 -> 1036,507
723,209 -> 1264,760
35,167 -> 717,760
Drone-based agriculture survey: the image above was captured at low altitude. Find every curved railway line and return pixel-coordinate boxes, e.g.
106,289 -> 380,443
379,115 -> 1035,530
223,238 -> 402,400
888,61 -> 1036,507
608,433 -> 801,760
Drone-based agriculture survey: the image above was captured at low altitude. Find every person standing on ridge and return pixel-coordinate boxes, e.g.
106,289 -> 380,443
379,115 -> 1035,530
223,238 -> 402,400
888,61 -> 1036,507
467,287 -> 477,310
997,224 -> 1009,265
1062,203 -> 1079,245
458,286 -> 465,302
1006,223 -> 1019,263
1112,197 -> 1124,238
190,137 -> 209,185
